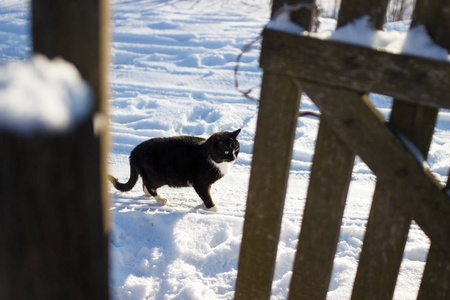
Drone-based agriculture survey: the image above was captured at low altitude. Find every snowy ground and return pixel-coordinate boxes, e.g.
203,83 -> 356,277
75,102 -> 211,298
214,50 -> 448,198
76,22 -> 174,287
1,0 -> 449,299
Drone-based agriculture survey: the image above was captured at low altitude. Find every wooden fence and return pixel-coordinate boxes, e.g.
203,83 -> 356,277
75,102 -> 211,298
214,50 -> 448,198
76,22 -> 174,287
0,0 -> 110,299
235,0 -> 450,299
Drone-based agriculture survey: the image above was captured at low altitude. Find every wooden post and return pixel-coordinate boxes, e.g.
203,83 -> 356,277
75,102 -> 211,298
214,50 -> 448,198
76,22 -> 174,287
337,0 -> 389,29
288,121 -> 354,300
234,72 -> 301,299
0,0 -> 110,299
235,1 -> 317,298
415,0 -> 450,298
287,1 -> 388,298
353,0 -> 450,298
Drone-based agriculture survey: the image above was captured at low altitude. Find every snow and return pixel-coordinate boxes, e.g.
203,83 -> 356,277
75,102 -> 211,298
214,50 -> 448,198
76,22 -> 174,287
1,0 -> 449,299
0,54 -> 92,134
266,3 -> 318,35
267,12 -> 450,62
323,16 -> 450,61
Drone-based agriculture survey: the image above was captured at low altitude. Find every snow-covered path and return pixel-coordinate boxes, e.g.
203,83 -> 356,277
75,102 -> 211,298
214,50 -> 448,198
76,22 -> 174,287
1,0 -> 449,299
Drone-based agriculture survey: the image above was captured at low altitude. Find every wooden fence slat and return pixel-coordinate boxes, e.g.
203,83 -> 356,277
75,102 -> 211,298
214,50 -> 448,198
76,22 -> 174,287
351,181 -> 412,299
352,0 -> 445,285
418,169 -> 450,299
412,0 -> 450,297
419,171 -> 450,300
234,71 -> 302,299
418,245 -> 450,299
287,2 -> 387,298
260,29 -> 450,109
272,0 -> 316,29
418,168 -> 450,299
286,1 -> 381,297
235,1 -> 316,298
238,0 -> 450,298
412,0 -> 450,50
288,121 -> 355,300
352,102 -> 438,299
337,0 -> 389,30
299,82 -> 450,257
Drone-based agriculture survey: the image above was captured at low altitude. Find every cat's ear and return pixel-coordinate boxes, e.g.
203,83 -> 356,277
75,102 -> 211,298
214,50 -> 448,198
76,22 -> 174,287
230,129 -> 241,139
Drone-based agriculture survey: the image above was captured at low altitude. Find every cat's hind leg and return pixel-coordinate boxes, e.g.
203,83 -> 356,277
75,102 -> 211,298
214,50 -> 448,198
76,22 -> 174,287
143,183 -> 168,206
143,183 -> 152,196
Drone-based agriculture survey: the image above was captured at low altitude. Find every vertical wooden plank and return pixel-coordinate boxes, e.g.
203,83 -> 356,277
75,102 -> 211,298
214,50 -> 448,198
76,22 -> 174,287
418,171 -> 450,300
272,0 -> 318,30
352,103 -> 438,300
411,0 -> 450,50
288,121 -> 355,300
416,3 -> 450,295
418,245 -> 450,299
0,0 -> 109,299
272,0 -> 317,30
234,71 -> 301,300
235,1 -> 314,298
353,0 -> 448,298
287,1 -> 387,298
415,1 -> 450,297
338,0 -> 389,30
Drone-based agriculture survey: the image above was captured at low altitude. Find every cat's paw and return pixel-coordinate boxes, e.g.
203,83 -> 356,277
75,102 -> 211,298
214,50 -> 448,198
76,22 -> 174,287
205,205 -> 218,212
155,195 -> 168,206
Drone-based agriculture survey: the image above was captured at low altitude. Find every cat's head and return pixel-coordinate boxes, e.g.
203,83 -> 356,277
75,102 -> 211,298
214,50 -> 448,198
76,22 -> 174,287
208,129 -> 241,163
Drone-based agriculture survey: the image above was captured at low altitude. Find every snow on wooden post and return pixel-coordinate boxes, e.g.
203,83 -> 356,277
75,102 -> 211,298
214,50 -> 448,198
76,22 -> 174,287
0,0 -> 110,299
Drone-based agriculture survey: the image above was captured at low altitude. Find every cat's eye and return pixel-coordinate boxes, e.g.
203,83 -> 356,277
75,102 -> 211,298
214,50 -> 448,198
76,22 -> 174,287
224,151 -> 230,155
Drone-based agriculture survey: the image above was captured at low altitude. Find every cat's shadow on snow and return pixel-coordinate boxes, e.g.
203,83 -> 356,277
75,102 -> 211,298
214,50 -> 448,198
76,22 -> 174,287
110,189 -> 217,214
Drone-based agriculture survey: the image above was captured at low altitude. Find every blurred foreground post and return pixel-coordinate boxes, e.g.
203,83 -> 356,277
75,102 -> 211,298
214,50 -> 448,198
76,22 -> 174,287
0,0 -> 110,299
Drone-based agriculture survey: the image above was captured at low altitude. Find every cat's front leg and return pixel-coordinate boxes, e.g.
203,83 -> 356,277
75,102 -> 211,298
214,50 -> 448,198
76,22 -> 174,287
193,184 -> 218,211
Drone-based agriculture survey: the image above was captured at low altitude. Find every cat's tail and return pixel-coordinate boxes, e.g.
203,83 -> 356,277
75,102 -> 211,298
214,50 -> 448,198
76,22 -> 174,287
107,157 -> 139,192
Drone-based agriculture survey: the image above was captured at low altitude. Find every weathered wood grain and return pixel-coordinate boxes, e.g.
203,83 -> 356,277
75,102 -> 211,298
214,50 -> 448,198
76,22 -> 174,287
418,171 -> 450,300
234,71 -> 302,299
288,121 -> 354,300
412,0 -> 450,50
413,0 -> 450,297
287,2 -> 388,298
352,102 -> 438,300
260,29 -> 450,109
286,2 -> 393,298
300,81 -> 450,258
235,1 -> 314,298
418,245 -> 450,299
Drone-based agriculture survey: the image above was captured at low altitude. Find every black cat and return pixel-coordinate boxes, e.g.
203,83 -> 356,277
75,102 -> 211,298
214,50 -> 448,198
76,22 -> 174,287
108,129 -> 241,211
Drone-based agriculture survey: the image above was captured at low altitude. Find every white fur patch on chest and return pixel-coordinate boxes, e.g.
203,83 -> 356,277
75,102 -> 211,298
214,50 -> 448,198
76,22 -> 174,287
212,160 -> 233,176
